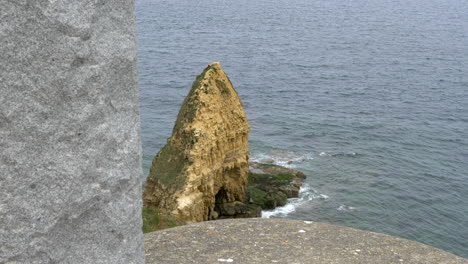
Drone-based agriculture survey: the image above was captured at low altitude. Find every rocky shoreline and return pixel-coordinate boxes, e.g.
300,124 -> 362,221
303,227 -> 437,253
143,161 -> 307,232
211,162 -> 306,220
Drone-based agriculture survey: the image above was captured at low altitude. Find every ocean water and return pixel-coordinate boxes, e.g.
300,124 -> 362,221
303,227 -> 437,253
136,0 -> 468,258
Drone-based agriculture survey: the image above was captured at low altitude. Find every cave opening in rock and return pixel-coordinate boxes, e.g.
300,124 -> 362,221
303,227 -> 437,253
214,188 -> 228,216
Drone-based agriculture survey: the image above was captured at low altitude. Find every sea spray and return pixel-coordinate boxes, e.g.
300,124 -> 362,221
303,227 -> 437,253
262,184 -> 329,218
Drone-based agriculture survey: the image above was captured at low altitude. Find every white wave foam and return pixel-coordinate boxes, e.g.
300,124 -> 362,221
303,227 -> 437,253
319,194 -> 329,199
333,152 -> 357,157
318,151 -> 359,158
262,184 -> 328,218
337,204 -> 357,212
262,203 -> 297,218
250,150 -> 313,168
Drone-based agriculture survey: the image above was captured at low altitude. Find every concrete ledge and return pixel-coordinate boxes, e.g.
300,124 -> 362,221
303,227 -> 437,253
144,218 -> 467,264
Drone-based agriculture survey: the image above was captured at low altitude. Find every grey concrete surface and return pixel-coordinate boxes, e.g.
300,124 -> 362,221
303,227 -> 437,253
145,218 -> 468,264
0,1 -> 144,263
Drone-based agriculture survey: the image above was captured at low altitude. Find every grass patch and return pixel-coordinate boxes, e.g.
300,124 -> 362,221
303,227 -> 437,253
148,142 -> 187,188
142,207 -> 183,233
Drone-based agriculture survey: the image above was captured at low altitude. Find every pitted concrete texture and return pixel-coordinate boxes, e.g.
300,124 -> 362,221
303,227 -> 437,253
0,1 -> 143,263
145,218 -> 467,264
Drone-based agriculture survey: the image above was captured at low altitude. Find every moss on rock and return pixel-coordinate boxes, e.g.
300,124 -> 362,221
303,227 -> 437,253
249,172 -> 296,187
247,175 -> 290,209
142,208 -> 185,233
215,79 -> 231,96
148,142 -> 187,188
247,162 -> 305,210
172,65 -> 213,133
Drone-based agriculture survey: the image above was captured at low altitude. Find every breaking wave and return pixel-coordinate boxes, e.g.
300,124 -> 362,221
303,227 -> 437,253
250,150 -> 313,168
262,184 -> 328,218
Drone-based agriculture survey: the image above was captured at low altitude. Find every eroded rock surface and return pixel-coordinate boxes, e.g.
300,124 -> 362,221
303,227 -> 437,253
143,62 -> 250,222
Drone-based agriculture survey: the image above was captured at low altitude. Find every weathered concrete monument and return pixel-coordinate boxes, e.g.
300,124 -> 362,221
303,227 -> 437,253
145,218 -> 468,264
0,2 -> 144,263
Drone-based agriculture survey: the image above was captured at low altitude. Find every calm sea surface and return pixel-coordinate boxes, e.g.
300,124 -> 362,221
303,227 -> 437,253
136,0 -> 468,257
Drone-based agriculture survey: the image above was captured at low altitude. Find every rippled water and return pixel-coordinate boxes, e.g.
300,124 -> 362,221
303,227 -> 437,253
136,0 -> 468,257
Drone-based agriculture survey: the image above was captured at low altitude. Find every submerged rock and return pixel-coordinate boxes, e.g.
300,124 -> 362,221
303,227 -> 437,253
143,62 -> 251,222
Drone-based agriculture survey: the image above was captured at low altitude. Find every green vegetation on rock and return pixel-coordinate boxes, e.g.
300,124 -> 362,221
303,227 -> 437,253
249,172 -> 295,186
246,162 -> 304,210
247,172 -> 295,209
215,79 -> 231,96
142,208 -> 184,233
143,162 -> 304,231
250,163 -> 305,179
172,65 -> 213,133
148,142 -> 187,188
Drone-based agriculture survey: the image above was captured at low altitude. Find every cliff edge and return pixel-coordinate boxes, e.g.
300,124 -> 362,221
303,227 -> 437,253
143,62 -> 250,222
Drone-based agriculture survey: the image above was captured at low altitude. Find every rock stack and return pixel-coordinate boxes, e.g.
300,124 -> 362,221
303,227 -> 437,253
143,62 -> 254,222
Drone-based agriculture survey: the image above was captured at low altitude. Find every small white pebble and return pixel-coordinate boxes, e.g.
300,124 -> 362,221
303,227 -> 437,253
298,230 -> 306,233
218,258 -> 234,262
355,249 -> 361,252
304,221 -> 313,224
399,259 -> 403,262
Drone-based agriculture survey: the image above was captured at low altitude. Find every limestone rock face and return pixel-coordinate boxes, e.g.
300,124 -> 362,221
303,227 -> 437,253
144,62 -> 250,222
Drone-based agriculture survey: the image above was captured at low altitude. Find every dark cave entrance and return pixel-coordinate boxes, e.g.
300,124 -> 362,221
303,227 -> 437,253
213,188 -> 228,218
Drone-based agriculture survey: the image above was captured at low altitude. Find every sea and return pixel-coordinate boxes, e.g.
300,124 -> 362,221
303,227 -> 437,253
136,0 -> 468,258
